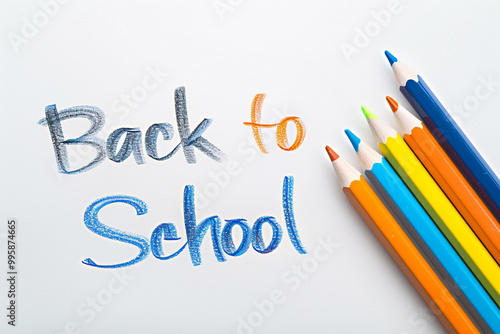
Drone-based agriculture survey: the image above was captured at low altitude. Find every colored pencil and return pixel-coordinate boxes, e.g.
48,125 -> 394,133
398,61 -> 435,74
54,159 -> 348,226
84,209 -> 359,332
325,146 -> 480,334
385,50 -> 500,222
361,106 -> 500,307
387,96 -> 500,265
344,129 -> 500,333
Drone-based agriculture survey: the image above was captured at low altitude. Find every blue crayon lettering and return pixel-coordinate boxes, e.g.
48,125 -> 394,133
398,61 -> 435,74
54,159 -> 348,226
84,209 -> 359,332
222,219 -> 251,256
282,176 -> 307,254
81,177 -> 306,268
82,195 -> 150,268
150,223 -> 187,260
252,216 -> 283,254
183,185 -> 226,266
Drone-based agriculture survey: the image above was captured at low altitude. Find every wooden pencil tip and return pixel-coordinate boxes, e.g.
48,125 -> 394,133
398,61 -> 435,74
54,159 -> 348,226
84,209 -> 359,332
344,129 -> 361,152
386,96 -> 399,112
384,50 -> 397,66
325,146 -> 340,161
361,105 -> 379,120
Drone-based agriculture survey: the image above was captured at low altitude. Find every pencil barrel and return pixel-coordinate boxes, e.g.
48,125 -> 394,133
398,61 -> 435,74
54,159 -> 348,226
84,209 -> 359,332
400,77 -> 500,222
403,126 -> 500,265
365,161 -> 500,333
343,180 -> 479,333
378,134 -> 500,308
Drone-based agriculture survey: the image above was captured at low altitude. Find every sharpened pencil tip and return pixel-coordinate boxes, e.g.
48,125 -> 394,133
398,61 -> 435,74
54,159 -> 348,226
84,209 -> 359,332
361,105 -> 379,120
325,146 -> 339,161
385,50 -> 397,66
386,96 -> 399,112
344,129 -> 361,152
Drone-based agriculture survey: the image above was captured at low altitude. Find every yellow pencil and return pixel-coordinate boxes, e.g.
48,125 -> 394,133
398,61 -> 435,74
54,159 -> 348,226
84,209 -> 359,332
361,105 -> 500,307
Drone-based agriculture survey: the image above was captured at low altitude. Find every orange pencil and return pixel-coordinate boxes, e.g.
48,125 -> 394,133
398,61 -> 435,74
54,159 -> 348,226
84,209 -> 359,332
387,96 -> 500,265
325,146 -> 479,334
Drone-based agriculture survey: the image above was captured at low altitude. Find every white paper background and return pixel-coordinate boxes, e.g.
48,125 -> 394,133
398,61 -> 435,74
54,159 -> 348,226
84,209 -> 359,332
1,0 -> 500,333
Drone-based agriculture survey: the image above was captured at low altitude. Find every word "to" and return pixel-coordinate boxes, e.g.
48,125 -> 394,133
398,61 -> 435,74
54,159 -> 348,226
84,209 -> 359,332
244,94 -> 306,153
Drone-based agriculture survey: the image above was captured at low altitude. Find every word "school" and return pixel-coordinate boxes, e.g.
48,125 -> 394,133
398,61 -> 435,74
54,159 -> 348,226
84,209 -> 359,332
82,176 -> 307,268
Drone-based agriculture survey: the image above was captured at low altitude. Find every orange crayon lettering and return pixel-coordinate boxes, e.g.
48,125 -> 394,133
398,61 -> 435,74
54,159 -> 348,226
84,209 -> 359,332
244,94 -> 305,153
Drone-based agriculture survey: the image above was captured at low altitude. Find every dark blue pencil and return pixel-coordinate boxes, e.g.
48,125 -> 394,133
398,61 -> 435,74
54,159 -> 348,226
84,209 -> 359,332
384,50 -> 500,221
